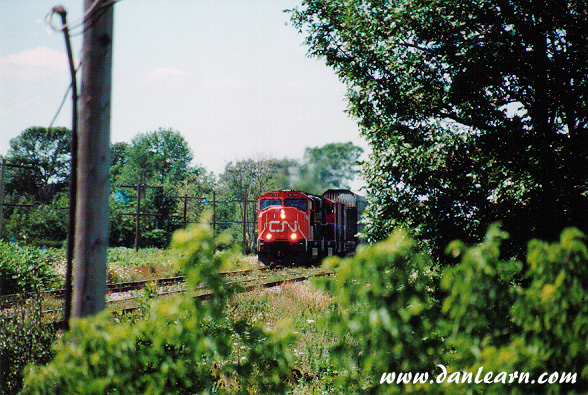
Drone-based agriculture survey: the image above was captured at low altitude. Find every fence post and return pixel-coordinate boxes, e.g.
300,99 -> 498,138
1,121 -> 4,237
242,191 -> 248,253
134,179 -> 142,252
183,193 -> 188,229
212,190 -> 216,236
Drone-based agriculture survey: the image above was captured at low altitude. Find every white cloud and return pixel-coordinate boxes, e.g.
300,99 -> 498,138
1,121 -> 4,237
0,47 -> 69,82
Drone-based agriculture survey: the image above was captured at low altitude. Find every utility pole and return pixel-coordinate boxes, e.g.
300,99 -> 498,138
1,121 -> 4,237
51,4 -> 78,328
73,0 -> 114,318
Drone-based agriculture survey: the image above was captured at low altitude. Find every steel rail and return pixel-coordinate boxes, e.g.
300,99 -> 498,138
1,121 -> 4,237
1,267 -> 273,308
38,268 -> 333,329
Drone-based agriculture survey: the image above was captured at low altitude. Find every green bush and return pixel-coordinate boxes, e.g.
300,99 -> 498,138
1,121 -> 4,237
0,296 -> 57,395
312,229 -> 442,393
3,201 -> 67,247
0,241 -> 58,295
441,223 -> 523,365
445,227 -> 588,395
21,224 -> 296,394
315,225 -> 588,394
19,224 -> 588,394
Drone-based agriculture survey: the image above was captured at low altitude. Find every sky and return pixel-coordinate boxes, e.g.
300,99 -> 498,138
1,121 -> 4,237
1,0 -> 368,178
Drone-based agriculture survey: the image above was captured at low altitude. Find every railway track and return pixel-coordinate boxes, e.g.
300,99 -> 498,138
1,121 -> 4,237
1,266 -> 333,329
0,267 -> 273,309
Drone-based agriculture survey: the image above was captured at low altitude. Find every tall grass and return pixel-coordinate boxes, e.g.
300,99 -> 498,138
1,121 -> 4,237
228,280 -> 338,393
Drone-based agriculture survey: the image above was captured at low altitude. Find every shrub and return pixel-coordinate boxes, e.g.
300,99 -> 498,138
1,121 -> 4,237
315,229 -> 443,393
21,224 -> 296,394
0,241 -> 58,295
3,202 -> 67,247
445,227 -> 588,395
317,225 -> 588,394
19,224 -> 588,394
0,296 -> 57,395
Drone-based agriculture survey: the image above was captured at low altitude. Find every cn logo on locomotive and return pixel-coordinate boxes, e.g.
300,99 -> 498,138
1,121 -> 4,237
268,220 -> 298,233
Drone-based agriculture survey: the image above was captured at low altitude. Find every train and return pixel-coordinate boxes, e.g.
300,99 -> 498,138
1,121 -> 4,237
257,189 -> 367,266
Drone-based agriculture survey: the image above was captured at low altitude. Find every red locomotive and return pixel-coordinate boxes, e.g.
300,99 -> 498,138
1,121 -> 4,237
257,189 -> 366,266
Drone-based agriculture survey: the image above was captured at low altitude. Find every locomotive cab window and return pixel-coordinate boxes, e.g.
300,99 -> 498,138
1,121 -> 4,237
260,198 -> 282,210
284,198 -> 308,211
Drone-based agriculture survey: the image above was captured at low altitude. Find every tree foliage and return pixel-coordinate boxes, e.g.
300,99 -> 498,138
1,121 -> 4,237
1,127 -> 71,243
314,225 -> 588,394
295,142 -> 363,195
4,127 -> 71,202
115,128 -> 195,187
290,0 -> 588,254
108,129 -> 203,248
220,158 -> 279,250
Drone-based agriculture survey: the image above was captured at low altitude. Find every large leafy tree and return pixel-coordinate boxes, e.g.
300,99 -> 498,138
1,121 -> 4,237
5,127 -> 71,202
295,142 -> 363,195
109,129 -> 197,248
116,128 -> 195,186
291,0 -> 588,255
268,158 -> 300,190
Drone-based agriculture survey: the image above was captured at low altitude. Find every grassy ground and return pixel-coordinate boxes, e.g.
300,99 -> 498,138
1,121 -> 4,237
228,280 -> 338,394
14,246 -> 337,393
47,247 -> 261,287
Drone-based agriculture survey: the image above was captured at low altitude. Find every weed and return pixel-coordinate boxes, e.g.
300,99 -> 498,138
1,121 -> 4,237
228,281 -> 338,393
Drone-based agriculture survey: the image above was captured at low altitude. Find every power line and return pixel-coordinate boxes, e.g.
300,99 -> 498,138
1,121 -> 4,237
46,0 -> 122,128
48,63 -> 80,128
45,0 -> 103,35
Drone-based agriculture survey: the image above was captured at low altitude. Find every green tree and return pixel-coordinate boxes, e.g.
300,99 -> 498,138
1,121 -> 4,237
291,0 -> 588,255
109,141 -> 129,184
295,142 -> 363,195
109,130 -> 199,248
175,170 -> 217,227
2,127 -> 71,243
220,158 -> 279,250
5,127 -> 71,202
269,158 -> 300,190
116,128 -> 194,186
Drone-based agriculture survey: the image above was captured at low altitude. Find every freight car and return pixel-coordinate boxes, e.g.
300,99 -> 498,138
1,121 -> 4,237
257,189 -> 366,267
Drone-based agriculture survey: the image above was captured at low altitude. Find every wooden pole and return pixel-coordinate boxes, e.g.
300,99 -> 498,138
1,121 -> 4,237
52,5 -> 78,328
73,0 -> 114,318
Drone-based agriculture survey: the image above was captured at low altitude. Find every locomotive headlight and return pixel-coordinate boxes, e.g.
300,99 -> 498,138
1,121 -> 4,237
266,233 -> 273,240
290,233 -> 297,241
280,209 -> 286,219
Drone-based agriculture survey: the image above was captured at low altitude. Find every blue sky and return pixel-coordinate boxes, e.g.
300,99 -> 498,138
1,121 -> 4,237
1,0 -> 367,176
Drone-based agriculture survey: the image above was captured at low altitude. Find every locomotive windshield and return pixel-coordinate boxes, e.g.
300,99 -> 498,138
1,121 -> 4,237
284,198 -> 308,211
260,198 -> 282,210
